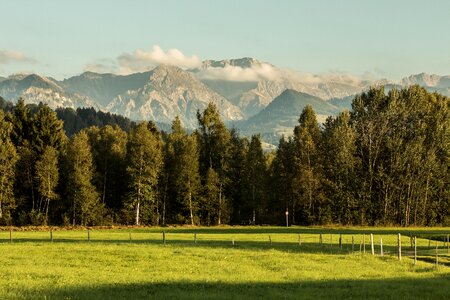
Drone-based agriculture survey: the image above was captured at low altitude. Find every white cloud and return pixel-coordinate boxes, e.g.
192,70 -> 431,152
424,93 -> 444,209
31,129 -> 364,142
116,45 -> 201,74
0,50 -> 36,64
196,63 -> 282,82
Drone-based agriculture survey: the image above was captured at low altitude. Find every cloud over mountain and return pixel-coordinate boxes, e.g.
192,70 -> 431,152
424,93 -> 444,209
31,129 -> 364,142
0,50 -> 36,64
116,45 -> 201,74
196,64 -> 281,82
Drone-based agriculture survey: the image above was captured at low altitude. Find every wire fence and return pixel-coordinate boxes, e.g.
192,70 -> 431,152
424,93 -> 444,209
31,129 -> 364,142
1,229 -> 449,267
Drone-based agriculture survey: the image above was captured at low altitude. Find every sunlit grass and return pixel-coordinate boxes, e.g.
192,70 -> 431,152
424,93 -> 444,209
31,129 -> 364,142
0,227 -> 449,299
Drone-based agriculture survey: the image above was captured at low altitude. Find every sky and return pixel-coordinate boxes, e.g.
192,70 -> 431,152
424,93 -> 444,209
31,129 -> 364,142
0,0 -> 449,81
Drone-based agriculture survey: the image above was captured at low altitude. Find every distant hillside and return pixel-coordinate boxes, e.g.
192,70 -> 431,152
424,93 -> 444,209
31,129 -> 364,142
240,89 -> 339,144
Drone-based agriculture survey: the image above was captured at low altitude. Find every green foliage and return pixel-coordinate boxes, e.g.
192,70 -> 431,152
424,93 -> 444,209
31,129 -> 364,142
67,131 -> 104,225
0,86 -> 448,227
292,105 -> 325,223
126,122 -> 163,225
0,110 -> 18,224
242,134 -> 267,224
165,117 -> 201,225
35,146 -> 59,223
32,104 -> 67,153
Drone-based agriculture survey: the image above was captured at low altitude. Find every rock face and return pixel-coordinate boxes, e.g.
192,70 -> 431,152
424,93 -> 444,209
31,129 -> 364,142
0,74 -> 98,109
1,58 -> 448,136
401,73 -> 450,96
106,65 -> 244,128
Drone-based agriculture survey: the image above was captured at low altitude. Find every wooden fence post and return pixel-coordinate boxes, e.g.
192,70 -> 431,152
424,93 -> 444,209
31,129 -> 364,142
447,234 -> 450,254
380,237 -> 383,256
414,236 -> 417,265
194,233 -> 197,244
370,234 -> 374,255
435,241 -> 438,268
339,234 -> 342,249
298,234 -> 301,246
330,234 -> 332,249
363,234 -> 366,255
398,233 -> 401,261
352,235 -> 355,254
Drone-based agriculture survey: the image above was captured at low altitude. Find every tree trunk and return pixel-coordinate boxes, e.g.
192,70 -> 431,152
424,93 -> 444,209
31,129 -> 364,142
45,199 -> 49,224
0,174 -> 4,219
72,191 -> 76,226
135,201 -> 140,226
188,180 -> 194,225
252,185 -> 256,225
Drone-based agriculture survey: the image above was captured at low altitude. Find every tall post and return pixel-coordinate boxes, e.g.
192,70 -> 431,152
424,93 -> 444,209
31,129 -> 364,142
435,241 -> 438,268
285,210 -> 289,227
370,234 -> 374,255
352,235 -> 355,254
298,234 -> 301,246
414,236 -> 417,265
194,233 -> 197,244
339,234 -> 342,249
398,233 -> 401,261
380,237 -> 383,256
363,234 -> 366,255
447,234 -> 450,254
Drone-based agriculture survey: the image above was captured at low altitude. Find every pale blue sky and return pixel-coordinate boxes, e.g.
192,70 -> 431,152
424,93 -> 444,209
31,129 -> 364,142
1,0 -> 449,80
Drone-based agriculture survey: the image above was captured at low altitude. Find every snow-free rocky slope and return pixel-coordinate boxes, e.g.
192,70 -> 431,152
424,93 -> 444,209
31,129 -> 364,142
106,65 -> 244,128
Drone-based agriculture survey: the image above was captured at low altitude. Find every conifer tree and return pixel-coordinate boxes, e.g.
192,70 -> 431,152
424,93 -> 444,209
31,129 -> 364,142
67,131 -> 103,225
243,134 -> 267,224
0,111 -> 18,223
166,117 -> 201,225
32,104 -> 67,153
197,103 -> 232,225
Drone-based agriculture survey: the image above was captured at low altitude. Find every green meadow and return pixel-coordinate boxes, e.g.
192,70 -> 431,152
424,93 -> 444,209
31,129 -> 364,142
0,227 -> 449,299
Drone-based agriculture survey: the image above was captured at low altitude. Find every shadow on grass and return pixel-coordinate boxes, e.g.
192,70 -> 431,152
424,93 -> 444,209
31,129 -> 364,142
17,275 -> 450,300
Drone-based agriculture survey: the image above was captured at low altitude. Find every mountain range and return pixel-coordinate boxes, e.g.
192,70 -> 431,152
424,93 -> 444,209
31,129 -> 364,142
0,58 -> 448,142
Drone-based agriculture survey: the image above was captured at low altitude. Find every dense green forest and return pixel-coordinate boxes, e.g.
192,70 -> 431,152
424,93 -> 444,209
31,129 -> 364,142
0,85 -> 448,226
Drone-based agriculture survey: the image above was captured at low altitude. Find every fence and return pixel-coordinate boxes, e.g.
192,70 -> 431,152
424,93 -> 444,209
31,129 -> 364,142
2,229 -> 449,267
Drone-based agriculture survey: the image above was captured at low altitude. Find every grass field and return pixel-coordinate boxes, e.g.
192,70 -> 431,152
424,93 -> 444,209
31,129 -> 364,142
0,227 -> 449,299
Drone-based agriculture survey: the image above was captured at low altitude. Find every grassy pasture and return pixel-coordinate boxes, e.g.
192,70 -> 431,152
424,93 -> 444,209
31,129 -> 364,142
0,227 -> 449,299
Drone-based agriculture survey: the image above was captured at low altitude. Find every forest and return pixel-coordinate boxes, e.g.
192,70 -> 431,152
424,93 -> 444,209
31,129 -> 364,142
0,85 -> 448,227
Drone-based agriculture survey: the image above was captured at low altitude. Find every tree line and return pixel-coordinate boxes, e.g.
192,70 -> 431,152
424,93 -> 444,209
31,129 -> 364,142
0,85 -> 448,226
